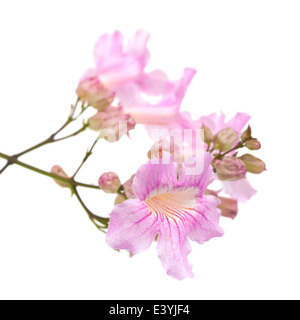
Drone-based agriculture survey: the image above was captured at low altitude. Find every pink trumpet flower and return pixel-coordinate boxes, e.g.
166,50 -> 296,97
77,30 -> 196,128
107,152 -> 224,280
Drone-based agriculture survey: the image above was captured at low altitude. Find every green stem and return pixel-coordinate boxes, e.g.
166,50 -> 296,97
72,187 -> 109,229
221,142 -> 245,157
72,138 -> 100,179
0,151 -> 109,230
0,99 -> 89,174
0,152 -> 99,190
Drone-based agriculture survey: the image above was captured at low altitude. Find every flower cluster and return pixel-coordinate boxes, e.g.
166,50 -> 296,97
0,30 -> 266,281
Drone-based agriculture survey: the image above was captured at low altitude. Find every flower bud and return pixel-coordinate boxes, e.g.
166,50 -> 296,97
98,172 -> 121,194
218,196 -> 238,220
123,175 -> 136,199
88,106 -> 136,142
76,73 -> 115,110
147,139 -> 182,164
213,128 -> 239,152
215,156 -> 247,181
239,154 -> 266,174
202,125 -> 214,145
245,139 -> 261,151
205,189 -> 238,219
241,125 -> 252,142
51,165 -> 70,188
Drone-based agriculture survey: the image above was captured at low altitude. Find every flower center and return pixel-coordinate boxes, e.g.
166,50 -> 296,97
145,188 -> 198,220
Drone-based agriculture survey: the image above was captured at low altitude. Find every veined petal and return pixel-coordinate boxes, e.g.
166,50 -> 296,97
133,153 -> 179,201
107,199 -> 160,253
188,195 -> 224,244
222,179 -> 257,202
157,217 -> 194,280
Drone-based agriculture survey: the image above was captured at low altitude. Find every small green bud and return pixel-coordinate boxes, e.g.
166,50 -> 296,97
202,125 -> 214,145
239,154 -> 266,174
213,128 -> 239,152
241,125 -> 252,142
245,139 -> 261,151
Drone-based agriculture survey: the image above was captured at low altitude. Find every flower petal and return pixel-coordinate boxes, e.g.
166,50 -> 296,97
188,195 -> 224,244
137,70 -> 169,96
118,68 -> 197,123
157,217 -> 194,280
227,112 -> 251,133
94,31 -> 124,70
133,153 -> 179,201
178,152 -> 215,196
107,199 -> 160,253
127,30 -> 150,65
222,179 -> 257,202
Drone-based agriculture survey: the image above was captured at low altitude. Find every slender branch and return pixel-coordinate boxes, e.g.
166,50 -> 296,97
72,187 -> 109,229
0,151 -> 109,230
72,138 -> 100,179
0,152 -> 99,190
54,123 -> 89,143
0,99 -> 89,175
220,142 -> 245,158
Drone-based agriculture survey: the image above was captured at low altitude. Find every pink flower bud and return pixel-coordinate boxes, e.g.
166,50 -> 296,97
98,172 -> 121,194
147,139 -> 182,164
239,154 -> 266,174
76,73 -> 115,110
245,139 -> 261,151
88,106 -> 136,142
213,128 -> 239,152
218,196 -> 238,220
51,165 -> 70,188
215,156 -> 247,181
205,189 -> 238,219
123,175 -> 136,199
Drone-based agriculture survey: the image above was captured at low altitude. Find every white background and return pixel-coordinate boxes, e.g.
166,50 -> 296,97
0,0 -> 299,300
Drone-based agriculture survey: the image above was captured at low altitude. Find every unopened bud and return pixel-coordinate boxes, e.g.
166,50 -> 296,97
239,154 -> 266,174
213,128 -> 239,152
123,175 -> 136,199
51,165 -> 70,188
76,74 -> 115,110
148,139 -> 182,163
205,189 -> 238,219
241,125 -> 252,142
88,106 -> 136,142
245,139 -> 261,151
215,156 -> 247,181
202,125 -> 214,145
98,172 -> 121,194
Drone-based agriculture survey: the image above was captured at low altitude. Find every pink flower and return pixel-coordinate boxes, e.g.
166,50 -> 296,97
116,68 -> 196,127
77,30 -> 196,128
107,152 -> 224,280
